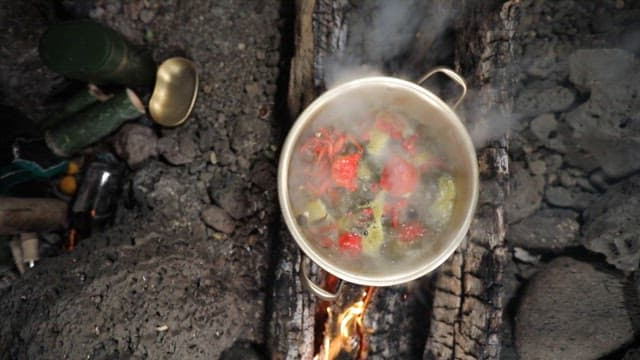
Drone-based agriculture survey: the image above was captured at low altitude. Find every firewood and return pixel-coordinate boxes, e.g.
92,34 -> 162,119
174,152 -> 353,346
0,197 -> 68,235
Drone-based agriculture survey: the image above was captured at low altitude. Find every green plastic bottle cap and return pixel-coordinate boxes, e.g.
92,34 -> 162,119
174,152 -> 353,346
39,20 -> 118,78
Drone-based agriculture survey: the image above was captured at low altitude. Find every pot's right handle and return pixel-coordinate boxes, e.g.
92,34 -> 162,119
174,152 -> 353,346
418,67 -> 467,110
300,253 -> 341,301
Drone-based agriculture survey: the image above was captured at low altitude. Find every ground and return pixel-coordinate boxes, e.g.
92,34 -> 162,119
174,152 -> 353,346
0,0 -> 287,358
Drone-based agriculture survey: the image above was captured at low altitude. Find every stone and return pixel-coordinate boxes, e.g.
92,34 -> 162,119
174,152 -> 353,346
244,82 -> 262,98
250,160 -> 276,191
231,117 -> 271,156
209,173 -> 251,220
564,49 -> 640,179
514,82 -> 575,118
558,171 -> 576,187
506,209 -> 579,251
589,170 -> 610,191
545,186 -> 593,210
201,206 -> 236,234
112,123 -> 158,169
623,348 -> 640,360
139,9 -> 155,23
529,113 -> 557,143
505,162 -> 545,224
158,135 -> 198,165
515,257 -> 634,360
585,137 -> 640,180
544,154 -> 564,172
568,48 -> 637,90
582,175 -> 640,271
528,160 -> 546,176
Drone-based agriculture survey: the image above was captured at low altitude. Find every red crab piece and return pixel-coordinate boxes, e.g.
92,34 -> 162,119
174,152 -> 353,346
398,222 -> 427,243
375,111 -> 407,140
402,133 -> 419,154
338,232 -> 362,253
384,198 -> 408,228
331,153 -> 361,191
380,157 -> 419,196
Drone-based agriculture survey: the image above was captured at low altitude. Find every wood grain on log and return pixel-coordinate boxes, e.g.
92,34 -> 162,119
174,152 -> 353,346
0,197 -> 69,235
276,0 -> 511,359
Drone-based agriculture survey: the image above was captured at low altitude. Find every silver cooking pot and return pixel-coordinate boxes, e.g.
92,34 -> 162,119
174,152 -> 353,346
278,68 -> 478,300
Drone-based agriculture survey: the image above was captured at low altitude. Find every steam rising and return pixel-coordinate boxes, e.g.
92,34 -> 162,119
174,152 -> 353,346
322,1 -> 513,150
325,0 -> 457,87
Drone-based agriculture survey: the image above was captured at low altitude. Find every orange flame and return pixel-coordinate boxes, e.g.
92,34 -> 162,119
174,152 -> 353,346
315,287 -> 376,360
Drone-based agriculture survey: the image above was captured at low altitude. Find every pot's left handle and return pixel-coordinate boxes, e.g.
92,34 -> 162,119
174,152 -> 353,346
300,253 -> 341,301
418,67 -> 467,110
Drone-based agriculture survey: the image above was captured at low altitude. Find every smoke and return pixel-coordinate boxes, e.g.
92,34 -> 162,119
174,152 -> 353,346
321,1 -> 514,150
325,0 -> 458,88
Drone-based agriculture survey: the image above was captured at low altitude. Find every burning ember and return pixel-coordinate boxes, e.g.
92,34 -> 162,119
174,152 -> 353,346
315,287 -> 377,360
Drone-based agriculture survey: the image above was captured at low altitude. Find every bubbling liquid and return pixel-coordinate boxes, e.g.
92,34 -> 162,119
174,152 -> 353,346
288,105 -> 457,269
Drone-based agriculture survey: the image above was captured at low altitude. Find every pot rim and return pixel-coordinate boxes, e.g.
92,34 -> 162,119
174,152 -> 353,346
278,76 -> 479,287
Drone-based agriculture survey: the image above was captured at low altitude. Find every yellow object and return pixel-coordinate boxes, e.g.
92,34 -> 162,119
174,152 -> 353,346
362,220 -> 384,254
366,128 -> 389,156
432,175 -> 456,226
59,175 -> 77,195
149,57 -> 199,127
66,161 -> 80,175
303,199 -> 327,223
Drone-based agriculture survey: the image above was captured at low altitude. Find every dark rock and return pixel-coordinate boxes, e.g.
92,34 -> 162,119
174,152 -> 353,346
528,160 -> 546,176
568,48 -> 636,90
589,170 -> 610,191
112,123 -> 158,169
544,154 -> 564,173
147,175 -> 187,219
545,186 -> 593,210
139,9 -> 155,23
505,162 -> 545,224
201,205 -> 236,234
507,209 -> 579,251
231,117 -> 271,156
565,49 -> 640,179
213,138 -> 236,166
220,340 -> 264,360
623,348 -> 640,360
558,171 -> 576,187
529,113 -> 557,143
515,257 -> 634,360
209,173 -> 251,220
582,175 -> 640,271
522,39 -> 569,80
514,82 -> 575,118
158,135 -> 198,165
250,159 -> 276,191
581,136 -> 640,180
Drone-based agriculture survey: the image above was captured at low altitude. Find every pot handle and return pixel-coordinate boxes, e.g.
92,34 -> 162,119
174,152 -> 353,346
417,67 -> 467,110
300,253 -> 341,301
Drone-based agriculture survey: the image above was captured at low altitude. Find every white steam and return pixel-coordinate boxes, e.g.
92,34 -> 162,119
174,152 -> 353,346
325,0 -> 457,87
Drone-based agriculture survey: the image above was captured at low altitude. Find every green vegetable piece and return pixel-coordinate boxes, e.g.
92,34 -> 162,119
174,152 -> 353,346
362,219 -> 384,254
366,128 -> 389,156
431,175 -> 456,226
303,198 -> 327,223
357,161 -> 372,181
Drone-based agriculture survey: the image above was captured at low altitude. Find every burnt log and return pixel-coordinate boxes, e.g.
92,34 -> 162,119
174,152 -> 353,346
0,197 -> 69,235
273,0 -> 510,359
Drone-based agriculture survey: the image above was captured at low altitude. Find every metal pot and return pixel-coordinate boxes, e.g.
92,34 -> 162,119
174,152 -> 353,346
278,68 -> 478,300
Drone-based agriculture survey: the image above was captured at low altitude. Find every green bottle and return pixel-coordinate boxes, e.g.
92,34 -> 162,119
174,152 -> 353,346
39,20 -> 156,86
